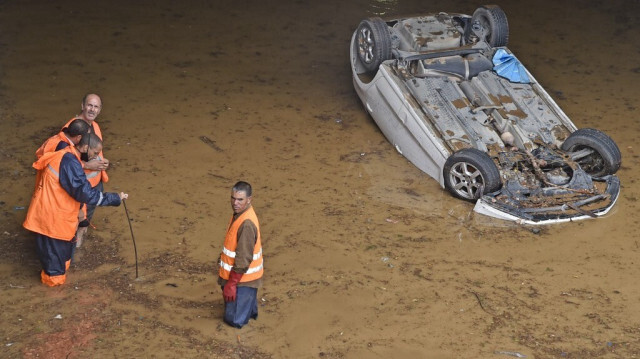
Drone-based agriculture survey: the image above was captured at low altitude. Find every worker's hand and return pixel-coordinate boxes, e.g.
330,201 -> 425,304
119,192 -> 128,200
223,271 -> 243,302
84,158 -> 109,171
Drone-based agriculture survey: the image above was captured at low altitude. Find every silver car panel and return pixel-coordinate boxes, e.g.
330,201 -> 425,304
351,9 -> 621,224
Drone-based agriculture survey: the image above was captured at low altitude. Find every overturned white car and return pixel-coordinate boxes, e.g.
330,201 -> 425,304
350,5 -> 621,224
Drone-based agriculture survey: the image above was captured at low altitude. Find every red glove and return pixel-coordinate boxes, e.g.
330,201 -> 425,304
223,271 -> 243,302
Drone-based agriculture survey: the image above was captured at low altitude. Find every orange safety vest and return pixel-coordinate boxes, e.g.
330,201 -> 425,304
64,118 -> 109,186
218,206 -> 264,282
34,132 -> 74,191
23,148 -> 83,241
35,132 -> 72,159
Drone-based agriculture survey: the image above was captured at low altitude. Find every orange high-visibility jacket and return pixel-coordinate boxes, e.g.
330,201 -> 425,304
35,132 -> 72,159
34,132 -> 74,191
23,148 -> 83,241
219,206 -> 264,282
64,118 -> 109,186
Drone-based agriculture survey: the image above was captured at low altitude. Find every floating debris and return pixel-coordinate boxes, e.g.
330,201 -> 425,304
495,351 -> 526,358
199,136 -> 223,152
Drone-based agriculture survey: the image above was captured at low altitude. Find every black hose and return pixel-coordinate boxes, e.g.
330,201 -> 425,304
122,199 -> 139,278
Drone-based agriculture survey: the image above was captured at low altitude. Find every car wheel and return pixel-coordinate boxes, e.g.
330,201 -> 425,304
560,128 -> 621,177
443,148 -> 502,201
466,5 -> 509,47
355,18 -> 391,73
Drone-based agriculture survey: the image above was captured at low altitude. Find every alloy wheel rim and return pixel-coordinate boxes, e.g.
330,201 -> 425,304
357,26 -> 375,64
449,162 -> 485,199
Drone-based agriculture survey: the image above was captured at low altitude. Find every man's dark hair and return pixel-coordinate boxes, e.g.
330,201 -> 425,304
62,119 -> 90,137
232,181 -> 252,197
78,133 -> 102,149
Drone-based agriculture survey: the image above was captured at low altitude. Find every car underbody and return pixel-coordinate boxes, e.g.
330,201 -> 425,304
350,6 -> 621,224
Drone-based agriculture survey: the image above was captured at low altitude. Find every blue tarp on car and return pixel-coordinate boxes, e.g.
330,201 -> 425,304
492,49 -> 531,83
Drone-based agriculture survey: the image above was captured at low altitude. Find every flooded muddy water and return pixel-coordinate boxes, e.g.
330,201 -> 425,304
1,0 -> 639,358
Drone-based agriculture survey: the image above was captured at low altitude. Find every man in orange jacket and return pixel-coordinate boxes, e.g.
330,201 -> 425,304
218,181 -> 263,328
23,133 -> 128,287
35,119 -> 89,159
34,119 -> 92,249
64,94 -> 110,246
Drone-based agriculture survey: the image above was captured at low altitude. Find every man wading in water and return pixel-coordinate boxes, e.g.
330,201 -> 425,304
217,181 -> 263,328
64,93 -> 110,247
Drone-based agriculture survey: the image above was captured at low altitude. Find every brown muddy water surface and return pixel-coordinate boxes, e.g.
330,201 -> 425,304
1,0 -> 640,358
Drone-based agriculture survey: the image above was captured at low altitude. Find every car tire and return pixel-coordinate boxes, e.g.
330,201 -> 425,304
560,128 -> 621,177
443,148 -> 502,201
355,18 -> 392,73
467,5 -> 509,47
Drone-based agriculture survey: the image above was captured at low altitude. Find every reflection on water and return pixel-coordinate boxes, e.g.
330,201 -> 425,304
368,0 -> 398,16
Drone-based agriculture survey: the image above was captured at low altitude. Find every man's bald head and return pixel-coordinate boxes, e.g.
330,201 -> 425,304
80,93 -> 102,123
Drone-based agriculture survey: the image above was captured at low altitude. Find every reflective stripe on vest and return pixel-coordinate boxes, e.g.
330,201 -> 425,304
222,247 -> 262,260
85,155 -> 102,186
47,164 -> 60,178
218,206 -> 263,282
219,259 -> 263,274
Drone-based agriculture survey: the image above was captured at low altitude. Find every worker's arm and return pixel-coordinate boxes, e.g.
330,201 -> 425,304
58,152 -> 121,206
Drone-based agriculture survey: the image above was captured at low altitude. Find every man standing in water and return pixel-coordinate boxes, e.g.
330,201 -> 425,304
23,133 -> 128,286
35,119 -> 90,159
34,119 -> 90,188
218,181 -> 263,328
65,94 -> 110,247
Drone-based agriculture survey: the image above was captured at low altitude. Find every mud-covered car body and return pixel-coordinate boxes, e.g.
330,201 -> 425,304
350,6 -> 621,224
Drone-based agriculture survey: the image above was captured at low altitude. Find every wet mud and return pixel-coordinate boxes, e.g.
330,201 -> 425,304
1,0 -> 639,358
